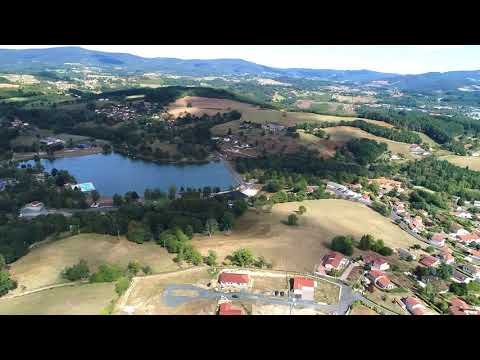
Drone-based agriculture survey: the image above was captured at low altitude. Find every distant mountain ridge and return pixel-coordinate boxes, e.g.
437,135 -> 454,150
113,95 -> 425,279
0,46 -> 479,91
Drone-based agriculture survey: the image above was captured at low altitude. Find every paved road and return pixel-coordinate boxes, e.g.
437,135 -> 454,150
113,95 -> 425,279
163,279 -> 365,315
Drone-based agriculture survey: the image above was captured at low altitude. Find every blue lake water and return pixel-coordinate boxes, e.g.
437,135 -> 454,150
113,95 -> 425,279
21,153 -> 238,196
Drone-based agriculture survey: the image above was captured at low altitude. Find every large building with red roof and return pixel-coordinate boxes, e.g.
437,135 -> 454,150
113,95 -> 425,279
367,270 -> 395,290
218,273 -> 250,289
419,255 -> 440,268
291,276 -> 316,301
218,302 -> 244,315
401,296 -> 426,315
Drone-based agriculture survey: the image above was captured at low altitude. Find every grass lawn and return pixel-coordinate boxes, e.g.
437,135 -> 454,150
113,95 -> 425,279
9,234 -> 180,293
0,283 -> 116,315
192,199 -> 423,273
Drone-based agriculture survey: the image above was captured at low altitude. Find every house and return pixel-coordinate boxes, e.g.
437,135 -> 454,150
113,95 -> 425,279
393,202 -> 406,215
261,122 -> 285,133
367,270 -> 395,290
40,137 -> 66,147
409,216 -> 425,233
305,185 -> 319,194
456,233 -> 480,245
322,252 -> 348,272
401,296 -> 426,315
451,269 -> 472,284
468,249 -> 480,262
19,201 -> 47,218
218,273 -> 250,289
429,233 -> 447,247
449,297 -> 480,316
419,255 -> 440,268
437,251 -> 455,265
458,264 -> 480,280
291,276 -> 316,301
452,211 -> 473,220
362,254 -> 390,271
218,302 -> 243,315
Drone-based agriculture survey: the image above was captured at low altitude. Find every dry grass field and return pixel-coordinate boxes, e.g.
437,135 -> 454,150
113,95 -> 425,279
0,283 -> 116,315
439,154 -> 480,171
166,96 -> 259,118
323,126 -> 414,158
192,199 -> 423,273
9,234 -> 179,293
349,303 -> 379,315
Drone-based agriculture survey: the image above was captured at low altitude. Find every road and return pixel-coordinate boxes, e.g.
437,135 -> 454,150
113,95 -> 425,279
0,280 -> 88,301
20,206 -> 118,219
162,278 -> 366,315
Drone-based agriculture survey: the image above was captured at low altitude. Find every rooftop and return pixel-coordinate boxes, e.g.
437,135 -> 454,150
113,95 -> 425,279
218,273 -> 249,284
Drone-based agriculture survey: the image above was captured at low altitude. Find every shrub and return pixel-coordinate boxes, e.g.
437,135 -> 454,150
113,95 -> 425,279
286,214 -> 299,226
62,259 -> 90,281
330,235 -> 354,256
90,264 -> 124,283
115,276 -> 131,296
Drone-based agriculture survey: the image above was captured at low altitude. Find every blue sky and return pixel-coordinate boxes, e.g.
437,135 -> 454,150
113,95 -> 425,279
1,45 -> 479,74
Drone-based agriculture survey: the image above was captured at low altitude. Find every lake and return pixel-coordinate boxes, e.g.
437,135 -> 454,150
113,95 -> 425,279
21,153 -> 238,196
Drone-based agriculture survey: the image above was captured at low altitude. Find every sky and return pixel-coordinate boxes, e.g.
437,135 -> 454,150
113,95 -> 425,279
0,45 -> 479,75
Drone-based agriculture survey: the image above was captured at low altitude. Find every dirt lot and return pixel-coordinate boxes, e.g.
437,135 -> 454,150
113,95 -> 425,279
252,303 -> 325,315
364,288 -> 409,315
9,234 -> 180,293
314,279 -> 341,304
192,199 -> 423,273
324,126 -> 414,158
0,283 -> 115,315
114,267 -> 215,315
251,275 -> 288,292
166,96 -> 259,118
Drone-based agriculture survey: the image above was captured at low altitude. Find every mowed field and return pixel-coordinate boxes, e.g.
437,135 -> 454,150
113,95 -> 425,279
440,155 -> 480,171
9,234 -> 180,293
323,126 -> 414,158
192,199 -> 423,273
0,283 -> 115,315
166,96 -> 259,117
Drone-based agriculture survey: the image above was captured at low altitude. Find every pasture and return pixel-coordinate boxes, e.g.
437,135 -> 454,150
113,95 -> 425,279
192,199 -> 423,273
9,234 -> 179,293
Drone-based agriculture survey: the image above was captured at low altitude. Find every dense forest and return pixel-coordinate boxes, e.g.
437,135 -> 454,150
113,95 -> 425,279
402,157 -> 480,200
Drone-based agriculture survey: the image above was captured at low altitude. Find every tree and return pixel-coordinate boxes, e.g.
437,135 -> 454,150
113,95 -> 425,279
51,168 -> 58,177
298,205 -> 307,215
436,263 -> 453,280
142,265 -> 152,275
205,218 -> 219,237
359,234 -> 374,251
127,260 -> 141,276
168,185 -> 177,200
330,235 -> 354,256
0,270 -> 17,297
449,282 -> 468,296
113,193 -> 123,206
62,259 -> 90,281
205,250 -> 218,266
115,276 -> 131,296
220,211 -> 235,231
90,264 -> 124,283
126,221 -> 152,244
230,248 -> 255,267
91,190 -> 100,204
286,213 -> 299,226
425,246 -> 435,254
0,254 -> 5,271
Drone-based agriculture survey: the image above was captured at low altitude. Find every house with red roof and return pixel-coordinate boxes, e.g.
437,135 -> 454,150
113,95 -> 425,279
218,302 -> 244,315
429,233 -> 447,247
419,255 -> 440,268
362,254 -> 390,271
456,233 -> 480,245
451,269 -> 473,284
291,276 -> 316,301
322,251 -> 348,272
458,264 -> 480,280
409,216 -> 425,233
437,251 -> 455,265
401,296 -> 426,315
448,297 -> 480,316
366,270 -> 395,290
218,273 -> 251,289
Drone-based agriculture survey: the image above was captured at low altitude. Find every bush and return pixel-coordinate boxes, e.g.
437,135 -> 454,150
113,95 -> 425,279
62,259 -> 90,281
205,250 -> 218,266
142,265 -> 152,275
298,205 -> 307,215
230,248 -> 255,267
378,246 -> 393,256
126,221 -> 152,244
0,270 -> 17,297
